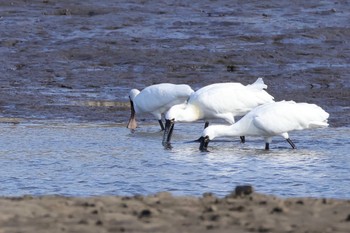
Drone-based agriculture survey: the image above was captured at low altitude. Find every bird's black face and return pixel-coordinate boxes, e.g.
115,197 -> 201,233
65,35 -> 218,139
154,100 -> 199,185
126,99 -> 137,130
129,98 -> 134,112
199,135 -> 210,152
162,119 -> 175,149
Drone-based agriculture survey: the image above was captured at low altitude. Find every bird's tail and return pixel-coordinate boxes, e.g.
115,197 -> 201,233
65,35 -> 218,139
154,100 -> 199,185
249,77 -> 267,90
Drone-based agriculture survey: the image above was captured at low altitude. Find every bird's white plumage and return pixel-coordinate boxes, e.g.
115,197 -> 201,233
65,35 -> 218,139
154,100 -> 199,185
202,101 -> 329,148
127,83 -> 194,130
131,83 -> 193,119
166,78 -> 274,123
251,101 -> 329,135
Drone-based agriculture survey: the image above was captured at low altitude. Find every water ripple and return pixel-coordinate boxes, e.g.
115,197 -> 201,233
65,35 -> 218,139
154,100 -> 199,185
0,122 -> 349,198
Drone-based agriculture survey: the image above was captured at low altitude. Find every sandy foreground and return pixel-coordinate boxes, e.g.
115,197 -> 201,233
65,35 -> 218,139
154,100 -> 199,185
0,186 -> 349,233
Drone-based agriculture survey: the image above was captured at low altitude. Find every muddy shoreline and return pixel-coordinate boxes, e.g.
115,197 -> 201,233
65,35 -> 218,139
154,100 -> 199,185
1,187 -> 350,233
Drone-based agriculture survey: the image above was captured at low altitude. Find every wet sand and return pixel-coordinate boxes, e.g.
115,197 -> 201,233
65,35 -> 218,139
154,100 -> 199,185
1,187 -> 350,233
1,0 -> 350,232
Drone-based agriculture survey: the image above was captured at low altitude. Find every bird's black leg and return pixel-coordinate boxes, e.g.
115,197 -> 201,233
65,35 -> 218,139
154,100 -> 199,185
162,119 -> 175,149
286,138 -> 296,149
158,120 -> 165,131
265,143 -> 270,150
240,136 -> 245,143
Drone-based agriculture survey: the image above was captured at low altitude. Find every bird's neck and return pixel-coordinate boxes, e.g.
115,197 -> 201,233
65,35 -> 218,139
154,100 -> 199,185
132,100 -> 141,113
129,89 -> 141,113
208,120 -> 247,139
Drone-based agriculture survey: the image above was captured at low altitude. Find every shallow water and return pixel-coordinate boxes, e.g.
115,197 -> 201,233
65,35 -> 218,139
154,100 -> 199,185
1,121 -> 349,199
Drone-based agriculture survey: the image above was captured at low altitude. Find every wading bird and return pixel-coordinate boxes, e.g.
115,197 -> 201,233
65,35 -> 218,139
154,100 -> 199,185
199,101 -> 329,151
162,78 -> 274,148
127,83 -> 194,131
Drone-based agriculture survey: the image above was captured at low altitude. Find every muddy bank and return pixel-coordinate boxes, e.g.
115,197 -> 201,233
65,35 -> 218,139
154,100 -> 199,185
1,187 -> 350,233
0,0 -> 349,126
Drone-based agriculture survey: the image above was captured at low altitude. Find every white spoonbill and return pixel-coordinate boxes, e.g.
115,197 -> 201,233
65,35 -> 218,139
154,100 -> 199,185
162,78 -> 274,147
127,83 -> 194,130
199,101 -> 329,151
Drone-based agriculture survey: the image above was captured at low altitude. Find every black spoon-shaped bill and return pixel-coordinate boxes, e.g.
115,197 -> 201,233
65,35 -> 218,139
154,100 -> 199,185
199,135 -> 210,152
127,99 -> 137,130
162,119 -> 175,148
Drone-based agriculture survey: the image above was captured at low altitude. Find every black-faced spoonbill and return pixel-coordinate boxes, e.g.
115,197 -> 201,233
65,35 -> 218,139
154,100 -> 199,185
162,78 -> 274,147
127,83 -> 194,131
199,101 -> 329,151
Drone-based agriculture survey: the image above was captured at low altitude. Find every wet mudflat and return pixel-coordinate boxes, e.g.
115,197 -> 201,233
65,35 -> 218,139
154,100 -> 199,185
0,0 -> 349,126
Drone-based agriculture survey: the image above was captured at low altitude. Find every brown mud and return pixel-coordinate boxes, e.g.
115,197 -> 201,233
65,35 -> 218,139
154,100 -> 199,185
0,0 -> 349,126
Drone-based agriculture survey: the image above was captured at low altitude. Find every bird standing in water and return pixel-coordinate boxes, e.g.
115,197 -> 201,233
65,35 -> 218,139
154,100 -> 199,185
199,101 -> 329,151
162,78 -> 274,148
127,83 -> 194,131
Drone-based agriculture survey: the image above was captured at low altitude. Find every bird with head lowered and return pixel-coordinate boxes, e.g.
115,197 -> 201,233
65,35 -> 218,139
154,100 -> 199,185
162,78 -> 275,148
199,101 -> 329,151
127,83 -> 194,131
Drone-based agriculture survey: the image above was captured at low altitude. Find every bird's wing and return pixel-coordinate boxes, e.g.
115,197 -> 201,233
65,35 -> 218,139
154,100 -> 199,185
193,85 -> 274,116
252,102 -> 303,135
252,101 -> 329,134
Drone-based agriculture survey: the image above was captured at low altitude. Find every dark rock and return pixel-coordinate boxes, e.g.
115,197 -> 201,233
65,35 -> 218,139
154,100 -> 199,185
235,185 -> 254,196
296,200 -> 304,205
139,209 -> 152,218
271,207 -> 283,213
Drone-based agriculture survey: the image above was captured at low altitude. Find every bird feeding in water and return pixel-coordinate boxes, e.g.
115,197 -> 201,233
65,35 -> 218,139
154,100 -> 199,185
162,78 -> 275,148
199,100 -> 329,151
127,83 -> 194,131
